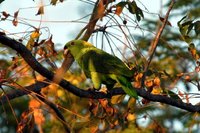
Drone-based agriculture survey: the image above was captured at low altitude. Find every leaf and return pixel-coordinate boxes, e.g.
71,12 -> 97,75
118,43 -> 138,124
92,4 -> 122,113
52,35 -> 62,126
115,2 -> 127,16
194,21 -> 200,36
177,15 -> 187,27
128,1 -> 144,22
182,20 -> 193,27
167,90 -> 181,100
12,19 -> 18,26
30,30 -> 40,39
51,0 -> 58,5
128,98 -> 136,110
187,23 -> 194,35
159,16 -> 172,26
36,6 -> 44,15
16,109 -> 35,133
2,11 -> 10,20
14,10 -> 19,19
153,77 -> 161,86
128,1 -> 137,14
111,95 -> 125,104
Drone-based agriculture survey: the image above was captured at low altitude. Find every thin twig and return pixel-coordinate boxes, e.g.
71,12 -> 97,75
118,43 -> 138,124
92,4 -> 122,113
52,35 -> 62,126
141,0 -> 175,87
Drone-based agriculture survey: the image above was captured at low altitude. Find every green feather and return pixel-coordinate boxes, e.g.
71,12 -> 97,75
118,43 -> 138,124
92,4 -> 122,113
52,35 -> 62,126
65,40 -> 138,98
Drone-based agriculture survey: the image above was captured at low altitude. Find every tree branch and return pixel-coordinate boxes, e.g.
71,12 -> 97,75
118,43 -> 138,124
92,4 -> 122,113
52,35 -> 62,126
142,0 -> 175,86
0,30 -> 200,113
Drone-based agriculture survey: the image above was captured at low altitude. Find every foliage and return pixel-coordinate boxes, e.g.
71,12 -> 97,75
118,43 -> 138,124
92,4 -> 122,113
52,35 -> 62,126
0,0 -> 200,132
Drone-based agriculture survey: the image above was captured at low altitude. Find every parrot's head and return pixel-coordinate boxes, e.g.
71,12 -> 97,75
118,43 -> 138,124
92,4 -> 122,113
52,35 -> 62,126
64,40 -> 93,59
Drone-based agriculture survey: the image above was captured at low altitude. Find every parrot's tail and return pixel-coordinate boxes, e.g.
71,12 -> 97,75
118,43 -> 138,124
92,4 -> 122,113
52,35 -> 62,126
116,76 -> 138,99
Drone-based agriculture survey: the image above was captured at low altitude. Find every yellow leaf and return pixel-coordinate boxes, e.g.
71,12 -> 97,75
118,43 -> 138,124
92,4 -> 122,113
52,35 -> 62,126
31,30 -> 40,39
111,95 -> 125,104
126,113 -> 136,121
145,79 -> 153,88
128,98 -> 136,110
153,77 -> 161,86
36,6 -> 44,15
151,86 -> 162,95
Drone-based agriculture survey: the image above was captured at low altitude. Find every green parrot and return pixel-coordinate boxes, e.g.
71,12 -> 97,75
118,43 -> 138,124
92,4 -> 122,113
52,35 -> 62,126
64,40 -> 138,99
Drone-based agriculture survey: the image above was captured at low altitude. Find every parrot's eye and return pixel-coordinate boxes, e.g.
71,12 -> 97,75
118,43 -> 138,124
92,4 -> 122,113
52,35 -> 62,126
64,45 -> 68,49
71,42 -> 75,45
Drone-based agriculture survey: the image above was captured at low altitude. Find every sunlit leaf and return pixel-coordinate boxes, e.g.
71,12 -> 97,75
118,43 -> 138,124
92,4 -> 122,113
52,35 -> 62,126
16,109 -> 35,133
115,2 -> 127,16
111,95 -> 125,104
51,0 -> 58,5
30,30 -> 40,39
151,86 -> 162,95
153,77 -> 161,86
36,6 -> 44,15
128,98 -> 136,110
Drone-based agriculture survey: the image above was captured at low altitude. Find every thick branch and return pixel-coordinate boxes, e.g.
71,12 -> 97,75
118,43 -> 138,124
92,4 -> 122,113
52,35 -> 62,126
0,34 -> 200,113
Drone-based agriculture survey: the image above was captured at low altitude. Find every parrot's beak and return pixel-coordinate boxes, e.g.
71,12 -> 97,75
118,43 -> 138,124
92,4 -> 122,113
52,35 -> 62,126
64,47 -> 74,60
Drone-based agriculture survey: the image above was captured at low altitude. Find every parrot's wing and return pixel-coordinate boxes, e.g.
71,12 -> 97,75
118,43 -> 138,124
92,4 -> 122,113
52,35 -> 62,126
78,48 -> 134,78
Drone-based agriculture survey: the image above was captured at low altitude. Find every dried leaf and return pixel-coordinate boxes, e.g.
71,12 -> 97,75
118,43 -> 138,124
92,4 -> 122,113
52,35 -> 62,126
89,101 -> 99,116
111,95 -> 125,104
145,80 -> 153,88
16,109 -> 34,133
2,11 -> 10,20
36,6 -> 44,15
126,113 -> 136,121
51,0 -> 58,5
115,2 -> 127,16
151,86 -> 162,95
128,98 -> 136,110
12,19 -> 18,26
14,10 -> 19,19
159,16 -> 172,26
31,30 -> 40,39
153,77 -> 161,86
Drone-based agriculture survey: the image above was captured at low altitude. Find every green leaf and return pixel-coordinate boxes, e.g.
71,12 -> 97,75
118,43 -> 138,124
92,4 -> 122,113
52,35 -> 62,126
166,90 -> 181,100
187,23 -> 194,35
177,15 -> 187,27
182,20 -> 193,27
184,35 -> 192,43
194,21 -> 200,36
128,1 -> 137,14
128,1 -> 144,22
